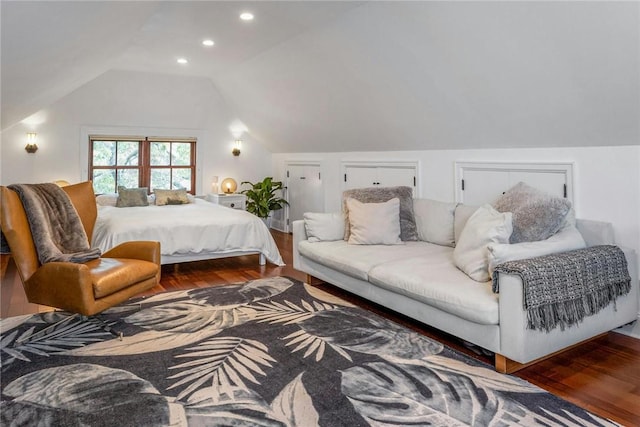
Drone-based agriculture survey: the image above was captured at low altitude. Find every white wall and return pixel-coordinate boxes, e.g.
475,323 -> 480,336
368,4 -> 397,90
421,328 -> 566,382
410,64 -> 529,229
273,145 -> 640,267
0,70 -> 272,193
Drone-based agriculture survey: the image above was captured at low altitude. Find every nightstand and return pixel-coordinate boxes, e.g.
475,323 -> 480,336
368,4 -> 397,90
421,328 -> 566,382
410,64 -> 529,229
206,193 -> 247,210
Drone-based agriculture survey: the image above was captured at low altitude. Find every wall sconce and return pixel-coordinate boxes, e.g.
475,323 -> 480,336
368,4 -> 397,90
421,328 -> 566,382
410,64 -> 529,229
25,132 -> 38,154
232,140 -> 241,156
221,177 -> 238,194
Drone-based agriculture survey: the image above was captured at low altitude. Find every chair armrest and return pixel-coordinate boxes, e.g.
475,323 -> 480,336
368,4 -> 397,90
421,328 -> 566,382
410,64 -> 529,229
26,262 -> 96,315
103,241 -> 161,265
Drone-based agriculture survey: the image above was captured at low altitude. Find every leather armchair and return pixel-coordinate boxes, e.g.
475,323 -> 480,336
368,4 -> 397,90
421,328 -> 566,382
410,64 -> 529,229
0,181 -> 161,317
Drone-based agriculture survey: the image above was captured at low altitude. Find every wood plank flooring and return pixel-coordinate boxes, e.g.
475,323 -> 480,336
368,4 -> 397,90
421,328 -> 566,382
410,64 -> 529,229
1,230 -> 639,426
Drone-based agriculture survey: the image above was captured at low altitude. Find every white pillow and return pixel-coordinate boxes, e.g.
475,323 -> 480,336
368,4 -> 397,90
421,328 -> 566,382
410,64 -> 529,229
487,225 -> 586,276
346,198 -> 402,245
96,193 -> 118,207
453,204 -> 513,282
413,199 -> 457,247
304,212 -> 345,243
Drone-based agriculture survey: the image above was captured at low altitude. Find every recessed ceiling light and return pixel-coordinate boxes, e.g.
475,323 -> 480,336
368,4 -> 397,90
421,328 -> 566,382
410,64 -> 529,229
240,12 -> 254,21
202,39 -> 214,47
177,58 -> 188,64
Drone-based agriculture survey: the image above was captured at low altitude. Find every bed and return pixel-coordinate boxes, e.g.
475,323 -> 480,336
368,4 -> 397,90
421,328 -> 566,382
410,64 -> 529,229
92,198 -> 285,266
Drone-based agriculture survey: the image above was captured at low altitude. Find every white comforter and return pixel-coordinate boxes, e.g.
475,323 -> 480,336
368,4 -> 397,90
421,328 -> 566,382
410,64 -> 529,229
92,199 -> 284,265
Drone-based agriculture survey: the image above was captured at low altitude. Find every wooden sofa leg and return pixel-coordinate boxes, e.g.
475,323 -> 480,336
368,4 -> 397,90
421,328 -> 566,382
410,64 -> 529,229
305,274 -> 325,286
495,354 -> 526,374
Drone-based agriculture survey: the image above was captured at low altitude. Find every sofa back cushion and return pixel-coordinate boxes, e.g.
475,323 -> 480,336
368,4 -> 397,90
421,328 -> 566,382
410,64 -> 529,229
454,204 -> 480,244
413,199 -> 457,247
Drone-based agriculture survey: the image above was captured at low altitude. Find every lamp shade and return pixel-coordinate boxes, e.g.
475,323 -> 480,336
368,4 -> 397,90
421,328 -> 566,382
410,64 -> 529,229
221,177 -> 238,194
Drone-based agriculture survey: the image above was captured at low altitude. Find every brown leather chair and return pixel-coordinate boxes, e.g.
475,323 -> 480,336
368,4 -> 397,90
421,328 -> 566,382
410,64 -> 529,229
0,181 -> 161,327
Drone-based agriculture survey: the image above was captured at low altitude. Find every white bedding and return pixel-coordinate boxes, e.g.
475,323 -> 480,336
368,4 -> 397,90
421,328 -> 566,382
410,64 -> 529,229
92,199 -> 285,266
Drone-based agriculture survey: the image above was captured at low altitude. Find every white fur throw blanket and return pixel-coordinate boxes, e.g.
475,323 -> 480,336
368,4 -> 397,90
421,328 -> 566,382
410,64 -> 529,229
8,183 -> 101,264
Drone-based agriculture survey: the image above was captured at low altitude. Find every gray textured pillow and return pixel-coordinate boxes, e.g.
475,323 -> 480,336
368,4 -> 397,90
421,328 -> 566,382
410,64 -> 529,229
493,182 -> 571,243
342,186 -> 418,241
116,187 -> 149,207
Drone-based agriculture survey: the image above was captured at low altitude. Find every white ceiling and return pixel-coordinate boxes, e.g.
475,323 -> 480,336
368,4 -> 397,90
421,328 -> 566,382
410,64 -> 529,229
2,1 -> 638,153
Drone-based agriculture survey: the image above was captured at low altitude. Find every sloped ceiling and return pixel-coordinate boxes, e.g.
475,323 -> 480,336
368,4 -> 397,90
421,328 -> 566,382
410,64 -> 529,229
2,1 -> 638,152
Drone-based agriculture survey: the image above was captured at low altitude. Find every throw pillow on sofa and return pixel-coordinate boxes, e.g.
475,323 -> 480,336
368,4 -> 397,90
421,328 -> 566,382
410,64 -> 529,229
342,186 -> 418,241
453,204 -> 512,282
304,212 -> 345,242
413,198 -> 457,247
493,182 -> 571,244
346,197 -> 402,245
487,224 -> 586,277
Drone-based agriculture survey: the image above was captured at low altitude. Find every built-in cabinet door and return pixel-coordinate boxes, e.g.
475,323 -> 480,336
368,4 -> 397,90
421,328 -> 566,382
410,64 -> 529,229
455,162 -> 573,205
343,163 -> 418,196
285,163 -> 323,232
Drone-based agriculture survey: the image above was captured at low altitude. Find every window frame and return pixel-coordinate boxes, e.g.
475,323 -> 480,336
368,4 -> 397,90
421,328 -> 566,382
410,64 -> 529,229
88,135 -> 197,194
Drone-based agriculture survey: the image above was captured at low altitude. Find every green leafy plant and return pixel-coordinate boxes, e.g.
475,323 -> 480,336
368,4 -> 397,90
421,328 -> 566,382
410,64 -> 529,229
240,177 -> 289,219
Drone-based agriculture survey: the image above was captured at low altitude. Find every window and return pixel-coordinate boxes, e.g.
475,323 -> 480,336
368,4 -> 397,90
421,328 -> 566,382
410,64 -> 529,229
89,136 -> 196,194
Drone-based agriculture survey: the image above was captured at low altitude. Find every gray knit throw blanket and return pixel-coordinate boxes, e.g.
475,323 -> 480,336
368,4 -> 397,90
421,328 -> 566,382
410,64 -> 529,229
8,183 -> 101,264
492,245 -> 631,332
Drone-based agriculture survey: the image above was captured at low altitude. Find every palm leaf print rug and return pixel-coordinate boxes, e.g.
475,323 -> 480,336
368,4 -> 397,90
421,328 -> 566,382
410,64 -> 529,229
1,276 -> 617,426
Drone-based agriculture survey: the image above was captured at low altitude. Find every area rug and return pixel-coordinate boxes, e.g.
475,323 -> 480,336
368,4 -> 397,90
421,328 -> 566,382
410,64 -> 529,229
1,276 -> 617,426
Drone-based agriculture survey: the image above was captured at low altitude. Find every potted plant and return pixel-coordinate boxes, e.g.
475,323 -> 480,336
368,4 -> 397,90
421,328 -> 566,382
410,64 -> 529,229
240,177 -> 288,226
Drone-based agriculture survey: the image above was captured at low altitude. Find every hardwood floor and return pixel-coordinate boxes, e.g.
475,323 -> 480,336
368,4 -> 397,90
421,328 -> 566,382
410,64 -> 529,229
2,230 -> 639,426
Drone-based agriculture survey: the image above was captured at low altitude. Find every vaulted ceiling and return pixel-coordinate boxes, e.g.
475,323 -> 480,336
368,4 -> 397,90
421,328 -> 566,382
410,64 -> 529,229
2,1 -> 638,153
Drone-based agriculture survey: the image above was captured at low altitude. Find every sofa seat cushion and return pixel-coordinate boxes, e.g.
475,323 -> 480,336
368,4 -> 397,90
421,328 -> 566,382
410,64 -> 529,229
88,258 -> 159,299
368,253 -> 499,325
298,240 -> 450,281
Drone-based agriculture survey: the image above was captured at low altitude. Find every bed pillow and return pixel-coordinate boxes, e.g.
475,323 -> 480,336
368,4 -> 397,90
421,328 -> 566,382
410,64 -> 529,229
304,212 -> 345,243
116,187 -> 149,207
154,188 -> 190,206
346,198 -> 402,245
96,193 -> 119,207
342,186 -> 417,241
453,204 -> 512,282
493,182 -> 571,244
487,225 -> 586,277
413,199 -> 457,247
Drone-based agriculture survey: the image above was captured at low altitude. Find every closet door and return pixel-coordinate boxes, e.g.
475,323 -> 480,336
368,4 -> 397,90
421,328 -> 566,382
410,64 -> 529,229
285,163 -> 323,232
455,162 -> 573,205
343,162 -> 418,196
343,166 -> 379,189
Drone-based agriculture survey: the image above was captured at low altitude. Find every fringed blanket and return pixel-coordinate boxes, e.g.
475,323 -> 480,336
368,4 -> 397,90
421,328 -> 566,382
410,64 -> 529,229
492,245 -> 631,332
8,183 -> 101,264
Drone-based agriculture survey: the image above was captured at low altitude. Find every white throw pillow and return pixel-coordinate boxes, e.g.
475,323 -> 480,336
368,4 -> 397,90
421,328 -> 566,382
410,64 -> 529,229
413,199 -> 457,247
453,204 -> 513,282
487,225 -> 586,276
304,212 -> 345,243
346,198 -> 402,245
95,193 -> 119,207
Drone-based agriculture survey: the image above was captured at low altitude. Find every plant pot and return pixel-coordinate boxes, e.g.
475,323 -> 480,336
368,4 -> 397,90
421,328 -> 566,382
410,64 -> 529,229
261,216 -> 273,229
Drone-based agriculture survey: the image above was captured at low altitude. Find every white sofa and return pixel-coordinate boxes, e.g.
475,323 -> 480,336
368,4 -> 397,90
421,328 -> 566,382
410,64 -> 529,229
293,203 -> 639,373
